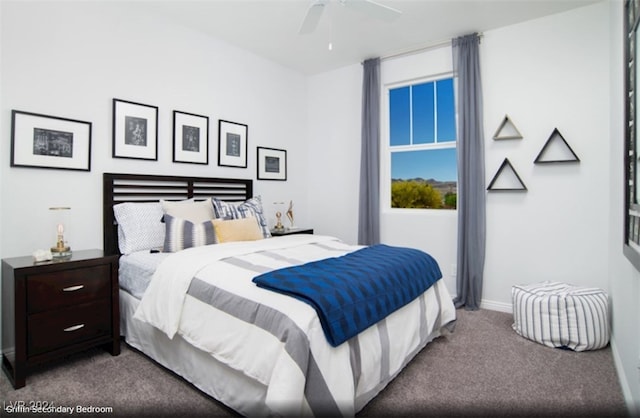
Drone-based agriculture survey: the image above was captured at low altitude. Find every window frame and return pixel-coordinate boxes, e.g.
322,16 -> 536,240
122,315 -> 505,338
381,72 -> 459,212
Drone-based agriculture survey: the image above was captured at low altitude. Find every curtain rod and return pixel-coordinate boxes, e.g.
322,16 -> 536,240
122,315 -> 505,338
380,32 -> 483,62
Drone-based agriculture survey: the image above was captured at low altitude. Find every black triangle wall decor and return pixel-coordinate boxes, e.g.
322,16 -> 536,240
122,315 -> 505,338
492,115 -> 523,140
534,128 -> 580,163
487,158 -> 527,191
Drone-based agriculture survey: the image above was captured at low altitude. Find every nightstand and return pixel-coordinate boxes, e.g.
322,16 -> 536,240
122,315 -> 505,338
270,228 -> 314,236
1,249 -> 120,389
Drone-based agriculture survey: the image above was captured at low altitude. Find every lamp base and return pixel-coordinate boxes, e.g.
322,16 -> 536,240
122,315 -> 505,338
51,246 -> 72,259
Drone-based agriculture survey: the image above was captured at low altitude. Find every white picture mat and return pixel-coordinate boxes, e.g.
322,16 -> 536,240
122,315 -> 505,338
219,120 -> 247,167
114,100 -> 157,159
174,112 -> 208,164
12,112 -> 91,170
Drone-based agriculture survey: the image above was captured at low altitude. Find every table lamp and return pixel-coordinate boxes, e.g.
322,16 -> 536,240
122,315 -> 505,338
49,206 -> 72,258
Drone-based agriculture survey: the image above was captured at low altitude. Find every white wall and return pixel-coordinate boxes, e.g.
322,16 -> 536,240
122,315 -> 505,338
0,1 -> 309,259
481,3 -> 611,306
308,2 -> 612,308
306,64 -> 362,242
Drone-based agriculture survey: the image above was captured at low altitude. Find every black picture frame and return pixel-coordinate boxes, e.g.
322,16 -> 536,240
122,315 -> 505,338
112,98 -> 158,160
218,119 -> 248,168
173,110 -> 209,165
257,146 -> 287,181
10,110 -> 92,171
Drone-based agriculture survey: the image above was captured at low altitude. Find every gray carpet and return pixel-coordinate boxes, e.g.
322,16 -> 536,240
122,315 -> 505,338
0,309 -> 628,417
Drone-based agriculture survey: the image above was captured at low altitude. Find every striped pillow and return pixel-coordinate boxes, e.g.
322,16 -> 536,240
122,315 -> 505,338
163,214 -> 218,252
211,196 -> 271,238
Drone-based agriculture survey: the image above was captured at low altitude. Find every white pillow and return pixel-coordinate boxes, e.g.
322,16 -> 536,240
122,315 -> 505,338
161,198 -> 215,223
113,202 -> 165,254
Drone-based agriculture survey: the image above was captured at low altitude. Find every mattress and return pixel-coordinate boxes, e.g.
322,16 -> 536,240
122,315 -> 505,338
118,250 -> 168,299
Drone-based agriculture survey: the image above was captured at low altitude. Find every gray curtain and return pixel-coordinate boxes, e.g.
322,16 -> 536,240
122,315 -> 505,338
358,57 -> 381,245
452,33 -> 485,310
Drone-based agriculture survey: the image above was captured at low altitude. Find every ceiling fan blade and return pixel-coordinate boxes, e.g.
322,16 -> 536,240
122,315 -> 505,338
299,0 -> 327,34
342,0 -> 402,22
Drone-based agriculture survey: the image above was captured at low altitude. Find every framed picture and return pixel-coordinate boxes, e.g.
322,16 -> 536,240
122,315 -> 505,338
257,146 -> 287,181
112,98 -> 158,160
10,110 -> 92,171
173,110 -> 209,164
218,119 -> 248,168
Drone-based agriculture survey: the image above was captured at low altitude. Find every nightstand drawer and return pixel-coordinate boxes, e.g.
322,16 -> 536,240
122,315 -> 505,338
27,299 -> 111,356
27,264 -> 111,314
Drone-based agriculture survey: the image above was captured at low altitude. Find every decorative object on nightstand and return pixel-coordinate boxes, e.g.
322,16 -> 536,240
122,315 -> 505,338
1,250 -> 120,389
273,201 -> 285,231
286,200 -> 295,229
49,206 -> 72,258
32,249 -> 53,262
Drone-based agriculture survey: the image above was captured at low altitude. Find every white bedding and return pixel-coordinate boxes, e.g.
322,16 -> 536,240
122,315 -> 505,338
132,234 -> 456,417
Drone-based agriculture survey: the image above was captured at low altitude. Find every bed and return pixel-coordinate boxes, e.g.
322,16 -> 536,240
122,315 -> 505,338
103,172 -> 456,417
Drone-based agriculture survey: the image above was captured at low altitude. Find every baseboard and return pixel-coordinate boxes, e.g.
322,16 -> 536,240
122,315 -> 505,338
447,291 -> 512,314
610,338 -> 640,415
480,298 -> 512,313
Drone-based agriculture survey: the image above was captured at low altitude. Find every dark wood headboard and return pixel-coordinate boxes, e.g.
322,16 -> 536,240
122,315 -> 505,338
103,173 -> 253,255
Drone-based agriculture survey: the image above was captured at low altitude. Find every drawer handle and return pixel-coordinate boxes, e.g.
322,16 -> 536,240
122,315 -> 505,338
63,324 -> 85,332
62,285 -> 84,292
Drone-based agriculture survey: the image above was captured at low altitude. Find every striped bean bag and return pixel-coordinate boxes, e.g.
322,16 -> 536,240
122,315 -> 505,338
511,281 -> 610,351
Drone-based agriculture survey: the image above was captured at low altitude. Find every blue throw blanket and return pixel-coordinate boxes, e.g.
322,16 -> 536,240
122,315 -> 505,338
252,244 -> 442,347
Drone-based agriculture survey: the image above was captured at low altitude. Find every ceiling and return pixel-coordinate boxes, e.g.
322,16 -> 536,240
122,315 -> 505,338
140,0 -> 600,75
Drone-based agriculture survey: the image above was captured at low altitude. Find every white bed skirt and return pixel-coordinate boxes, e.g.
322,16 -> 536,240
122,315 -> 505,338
121,281 -> 455,416
120,290 -> 271,416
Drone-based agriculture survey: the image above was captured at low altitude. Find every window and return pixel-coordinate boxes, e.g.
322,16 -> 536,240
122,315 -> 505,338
387,76 -> 457,209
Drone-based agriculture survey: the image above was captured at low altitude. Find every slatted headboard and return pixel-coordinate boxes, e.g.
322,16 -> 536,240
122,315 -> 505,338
103,173 -> 253,255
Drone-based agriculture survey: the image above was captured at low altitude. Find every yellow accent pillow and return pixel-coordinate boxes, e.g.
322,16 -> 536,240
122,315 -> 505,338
213,217 -> 264,243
